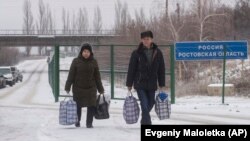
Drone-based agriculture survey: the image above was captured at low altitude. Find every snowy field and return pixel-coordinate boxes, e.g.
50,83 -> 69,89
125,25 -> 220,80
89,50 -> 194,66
0,59 -> 250,141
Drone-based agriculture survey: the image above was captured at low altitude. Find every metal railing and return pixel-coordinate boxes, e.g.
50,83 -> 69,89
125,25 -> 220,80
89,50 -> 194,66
48,44 -> 176,104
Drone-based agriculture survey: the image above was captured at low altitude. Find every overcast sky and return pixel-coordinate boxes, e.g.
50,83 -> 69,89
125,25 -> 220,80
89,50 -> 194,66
0,0 -> 161,30
0,0 -> 235,30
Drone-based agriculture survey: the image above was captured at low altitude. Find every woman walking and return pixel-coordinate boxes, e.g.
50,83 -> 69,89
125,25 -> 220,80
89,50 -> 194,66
65,43 -> 104,128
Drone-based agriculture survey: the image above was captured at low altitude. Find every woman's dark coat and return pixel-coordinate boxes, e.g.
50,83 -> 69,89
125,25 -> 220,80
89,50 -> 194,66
126,42 -> 165,91
65,52 -> 104,107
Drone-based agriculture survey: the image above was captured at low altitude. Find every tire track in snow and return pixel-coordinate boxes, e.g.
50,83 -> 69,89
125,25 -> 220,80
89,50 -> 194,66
21,63 -> 47,105
17,61 -> 34,69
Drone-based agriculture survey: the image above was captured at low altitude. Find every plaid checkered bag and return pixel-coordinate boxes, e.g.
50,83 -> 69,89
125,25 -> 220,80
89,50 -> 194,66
155,92 -> 171,120
123,92 -> 140,124
59,98 -> 78,125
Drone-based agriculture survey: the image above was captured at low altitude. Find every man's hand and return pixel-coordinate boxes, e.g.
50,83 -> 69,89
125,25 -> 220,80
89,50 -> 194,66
159,87 -> 164,92
165,87 -> 169,91
66,90 -> 70,94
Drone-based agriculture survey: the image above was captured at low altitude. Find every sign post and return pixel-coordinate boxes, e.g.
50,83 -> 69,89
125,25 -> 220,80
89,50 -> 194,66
222,45 -> 227,104
175,41 -> 248,104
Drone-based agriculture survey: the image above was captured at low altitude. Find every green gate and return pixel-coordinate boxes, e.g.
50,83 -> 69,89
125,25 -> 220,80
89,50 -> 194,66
48,44 -> 176,104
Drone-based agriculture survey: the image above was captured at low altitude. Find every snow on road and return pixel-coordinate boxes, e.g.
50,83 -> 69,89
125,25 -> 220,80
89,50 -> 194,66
0,59 -> 250,141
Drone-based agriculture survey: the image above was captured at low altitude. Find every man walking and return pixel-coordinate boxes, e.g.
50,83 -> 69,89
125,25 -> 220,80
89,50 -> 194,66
126,30 -> 166,125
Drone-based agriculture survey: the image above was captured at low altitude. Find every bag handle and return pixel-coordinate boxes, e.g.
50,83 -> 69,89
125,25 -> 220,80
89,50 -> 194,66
97,93 -> 106,103
127,91 -> 133,97
63,92 -> 73,101
158,89 -> 164,94
101,93 -> 106,102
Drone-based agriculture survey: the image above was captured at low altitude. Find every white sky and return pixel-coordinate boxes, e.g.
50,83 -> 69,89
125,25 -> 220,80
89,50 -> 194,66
0,0 -> 158,30
0,0 -> 235,30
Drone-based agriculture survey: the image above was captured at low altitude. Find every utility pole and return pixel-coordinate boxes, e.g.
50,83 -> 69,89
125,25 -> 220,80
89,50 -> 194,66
166,0 -> 169,21
175,2 -> 182,80
176,3 -> 180,27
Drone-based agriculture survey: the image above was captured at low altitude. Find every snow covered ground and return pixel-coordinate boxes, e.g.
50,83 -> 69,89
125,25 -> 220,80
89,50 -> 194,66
0,59 -> 250,141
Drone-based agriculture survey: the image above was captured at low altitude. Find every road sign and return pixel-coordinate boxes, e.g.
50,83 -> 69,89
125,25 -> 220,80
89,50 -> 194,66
175,41 -> 248,61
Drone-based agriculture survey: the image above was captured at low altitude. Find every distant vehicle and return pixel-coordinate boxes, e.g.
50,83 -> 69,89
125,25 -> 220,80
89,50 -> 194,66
0,67 -> 15,86
0,74 -> 6,88
10,66 -> 18,82
16,69 -> 23,82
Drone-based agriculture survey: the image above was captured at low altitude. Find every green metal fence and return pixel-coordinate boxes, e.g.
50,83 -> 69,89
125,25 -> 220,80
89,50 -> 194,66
48,44 -> 175,103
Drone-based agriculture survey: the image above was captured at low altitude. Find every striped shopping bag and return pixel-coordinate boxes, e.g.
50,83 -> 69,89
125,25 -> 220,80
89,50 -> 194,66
123,92 -> 140,124
59,98 -> 78,125
155,92 -> 171,120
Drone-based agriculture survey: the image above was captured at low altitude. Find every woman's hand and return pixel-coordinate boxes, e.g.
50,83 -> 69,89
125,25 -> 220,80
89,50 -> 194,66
127,87 -> 132,91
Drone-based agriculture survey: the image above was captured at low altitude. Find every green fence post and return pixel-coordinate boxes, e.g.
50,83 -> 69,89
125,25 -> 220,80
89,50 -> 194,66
52,48 -> 55,100
54,45 -> 60,102
110,45 -> 115,99
222,45 -> 227,104
170,45 -> 175,104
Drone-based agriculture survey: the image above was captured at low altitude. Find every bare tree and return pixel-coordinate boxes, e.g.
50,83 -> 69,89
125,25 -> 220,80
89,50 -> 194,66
127,8 -> 146,42
62,8 -> 67,34
0,48 -> 20,65
171,2 -> 186,80
234,0 -> 250,38
189,0 -> 231,84
165,0 -> 168,20
46,4 -> 55,34
191,0 -> 229,41
167,4 -> 184,42
45,4 -> 55,55
121,2 -> 131,34
23,0 -> 34,34
114,0 -> 122,32
71,11 -> 77,34
62,8 -> 74,52
135,8 -> 146,30
36,0 -> 55,55
93,6 -> 102,34
77,7 -> 88,34
114,0 -> 130,35
161,2 -> 187,80
23,0 -> 34,56
37,0 -> 45,34
62,8 -> 71,34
